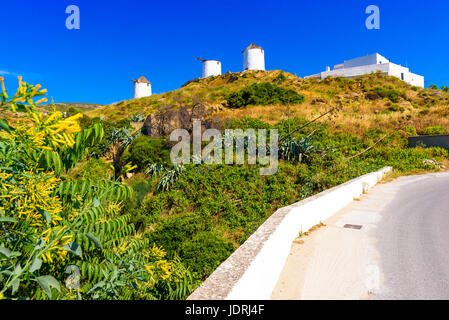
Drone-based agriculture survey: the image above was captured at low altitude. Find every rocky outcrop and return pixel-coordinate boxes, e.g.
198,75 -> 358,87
142,103 -> 219,137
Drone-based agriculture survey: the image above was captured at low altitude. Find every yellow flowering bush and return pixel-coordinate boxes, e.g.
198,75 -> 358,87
0,78 -> 193,300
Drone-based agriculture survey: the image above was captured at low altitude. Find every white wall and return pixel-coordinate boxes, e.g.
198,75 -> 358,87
407,72 -> 425,88
314,63 -> 424,88
344,53 -> 378,68
202,60 -> 222,78
321,63 -> 390,79
188,167 -> 393,300
388,63 -> 424,87
243,48 -> 265,71
343,53 -> 389,68
134,82 -> 152,99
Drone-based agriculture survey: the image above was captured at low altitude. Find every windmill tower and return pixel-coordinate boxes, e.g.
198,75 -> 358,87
195,57 -> 222,78
242,43 -> 265,71
132,76 -> 152,99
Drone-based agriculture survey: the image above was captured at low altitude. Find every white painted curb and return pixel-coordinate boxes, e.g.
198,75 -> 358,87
188,167 -> 392,300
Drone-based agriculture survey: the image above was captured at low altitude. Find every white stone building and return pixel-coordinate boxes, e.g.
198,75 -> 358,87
197,58 -> 222,78
242,43 -> 265,71
132,76 -> 152,99
305,53 -> 424,88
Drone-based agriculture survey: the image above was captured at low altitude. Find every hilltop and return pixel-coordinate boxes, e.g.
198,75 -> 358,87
87,70 -> 449,137
1,101 -> 104,126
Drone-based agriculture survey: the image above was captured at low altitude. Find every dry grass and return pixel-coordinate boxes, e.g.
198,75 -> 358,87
69,70 -> 449,138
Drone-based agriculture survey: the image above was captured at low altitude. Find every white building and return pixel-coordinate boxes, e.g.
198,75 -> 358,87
242,43 -> 265,71
197,58 -> 222,78
305,53 -> 424,88
132,76 -> 152,99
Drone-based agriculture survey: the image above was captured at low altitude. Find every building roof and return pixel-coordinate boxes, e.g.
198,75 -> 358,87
242,43 -> 263,53
131,76 -> 151,84
195,57 -> 220,62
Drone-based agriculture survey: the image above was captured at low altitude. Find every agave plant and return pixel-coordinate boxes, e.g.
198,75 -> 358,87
145,163 -> 166,177
107,128 -> 140,179
130,113 -> 145,123
279,134 -> 315,162
156,165 -> 185,193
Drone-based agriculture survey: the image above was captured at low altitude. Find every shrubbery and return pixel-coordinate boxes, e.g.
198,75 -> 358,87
123,135 -> 171,170
0,79 -> 194,300
368,86 -> 403,103
72,158 -> 111,180
226,82 -> 304,108
422,126 -> 447,136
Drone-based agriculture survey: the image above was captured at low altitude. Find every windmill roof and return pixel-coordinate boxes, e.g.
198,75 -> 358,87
195,57 -> 220,62
132,76 -> 151,84
242,43 -> 263,53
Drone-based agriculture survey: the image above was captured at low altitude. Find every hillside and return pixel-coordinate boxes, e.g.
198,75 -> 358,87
77,70 -> 449,295
3,70 -> 449,300
88,70 -> 449,137
2,101 -> 104,127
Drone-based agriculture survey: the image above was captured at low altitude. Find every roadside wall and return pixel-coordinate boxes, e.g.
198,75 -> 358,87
188,167 -> 392,300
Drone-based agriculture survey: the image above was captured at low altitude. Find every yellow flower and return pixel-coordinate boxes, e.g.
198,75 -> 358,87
31,84 -> 41,96
144,264 -> 155,274
35,98 -> 48,105
0,292 -> 4,300
0,76 -> 5,93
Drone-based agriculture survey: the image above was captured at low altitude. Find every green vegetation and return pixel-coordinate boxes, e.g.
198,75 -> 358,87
123,136 -> 171,171
422,126 -> 447,136
115,116 -> 448,283
226,82 -> 305,108
2,69 -> 449,300
368,86 -> 403,103
0,79 -> 196,300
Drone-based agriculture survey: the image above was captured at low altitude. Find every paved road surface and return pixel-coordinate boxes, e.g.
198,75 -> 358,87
271,172 -> 449,300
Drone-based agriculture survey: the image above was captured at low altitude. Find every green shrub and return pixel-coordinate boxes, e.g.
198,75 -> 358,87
272,72 -> 287,84
76,158 -> 111,180
180,231 -> 235,279
66,105 -> 83,116
123,178 -> 153,231
388,103 -> 403,112
226,82 -> 304,109
419,108 -> 430,115
124,135 -> 171,170
146,213 -> 216,260
403,126 -> 417,136
369,87 -> 403,103
422,126 -> 447,135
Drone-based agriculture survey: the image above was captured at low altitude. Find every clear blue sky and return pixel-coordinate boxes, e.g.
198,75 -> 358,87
1,0 -> 448,104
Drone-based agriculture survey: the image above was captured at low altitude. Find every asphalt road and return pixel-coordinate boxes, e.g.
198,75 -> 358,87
374,172 -> 449,299
272,172 -> 449,300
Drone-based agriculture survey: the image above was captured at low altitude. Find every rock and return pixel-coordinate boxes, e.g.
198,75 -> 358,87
181,77 -> 201,88
423,159 -> 443,169
142,103 -> 213,138
311,97 -> 326,105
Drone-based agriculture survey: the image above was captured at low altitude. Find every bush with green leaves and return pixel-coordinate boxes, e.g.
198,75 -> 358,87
226,82 -> 305,108
179,231 -> 235,279
72,158 -> 111,180
0,79 -> 194,300
368,87 -> 403,103
133,116 -> 449,286
123,135 -> 171,170
422,126 -> 447,136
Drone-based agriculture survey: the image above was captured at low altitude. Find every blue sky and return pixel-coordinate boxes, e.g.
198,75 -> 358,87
1,0 -> 448,104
